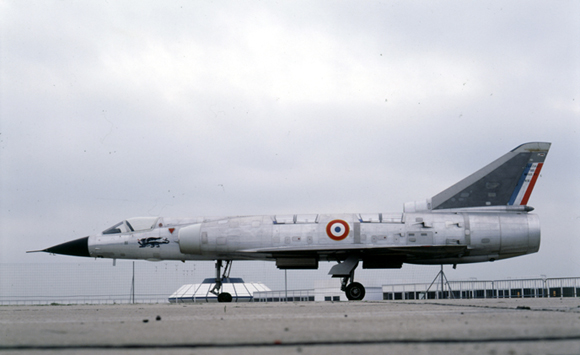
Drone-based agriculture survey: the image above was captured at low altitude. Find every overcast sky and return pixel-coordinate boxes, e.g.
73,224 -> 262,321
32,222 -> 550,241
1,1 -> 579,283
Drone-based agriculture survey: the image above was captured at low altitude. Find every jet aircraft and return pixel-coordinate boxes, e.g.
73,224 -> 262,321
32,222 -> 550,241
32,142 -> 550,302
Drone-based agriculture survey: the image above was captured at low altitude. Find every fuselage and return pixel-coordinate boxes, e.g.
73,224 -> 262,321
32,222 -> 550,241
88,208 -> 540,268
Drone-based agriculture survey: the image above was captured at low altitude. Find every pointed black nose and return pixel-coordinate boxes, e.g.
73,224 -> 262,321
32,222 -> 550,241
44,236 -> 90,257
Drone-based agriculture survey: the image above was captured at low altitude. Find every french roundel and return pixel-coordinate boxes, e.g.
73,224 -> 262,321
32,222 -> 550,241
326,220 -> 350,241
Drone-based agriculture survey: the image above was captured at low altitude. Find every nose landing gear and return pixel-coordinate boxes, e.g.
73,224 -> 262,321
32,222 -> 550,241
209,259 -> 233,302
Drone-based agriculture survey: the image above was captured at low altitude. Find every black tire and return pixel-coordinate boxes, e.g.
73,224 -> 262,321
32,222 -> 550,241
345,282 -> 365,301
217,292 -> 233,303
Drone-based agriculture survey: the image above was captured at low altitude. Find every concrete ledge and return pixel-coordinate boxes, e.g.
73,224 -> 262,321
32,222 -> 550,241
1,299 -> 579,354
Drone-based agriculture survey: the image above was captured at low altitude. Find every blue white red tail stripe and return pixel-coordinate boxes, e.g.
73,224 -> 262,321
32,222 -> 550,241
508,162 -> 543,206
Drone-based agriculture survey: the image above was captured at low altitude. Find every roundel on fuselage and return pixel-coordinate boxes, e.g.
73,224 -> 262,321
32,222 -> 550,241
326,220 -> 350,241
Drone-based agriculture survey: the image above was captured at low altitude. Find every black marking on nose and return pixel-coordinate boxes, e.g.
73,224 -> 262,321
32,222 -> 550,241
44,236 -> 90,257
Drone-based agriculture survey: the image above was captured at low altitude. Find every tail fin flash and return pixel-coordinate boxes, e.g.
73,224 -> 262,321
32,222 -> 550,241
431,142 -> 551,210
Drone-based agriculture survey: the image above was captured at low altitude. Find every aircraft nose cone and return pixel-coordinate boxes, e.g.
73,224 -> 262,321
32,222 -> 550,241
44,236 -> 90,257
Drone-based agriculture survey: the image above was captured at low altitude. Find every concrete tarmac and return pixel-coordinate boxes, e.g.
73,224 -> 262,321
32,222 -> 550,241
1,299 -> 579,355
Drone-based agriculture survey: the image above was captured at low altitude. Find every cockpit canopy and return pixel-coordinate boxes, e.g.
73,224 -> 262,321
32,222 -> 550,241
102,217 -> 159,235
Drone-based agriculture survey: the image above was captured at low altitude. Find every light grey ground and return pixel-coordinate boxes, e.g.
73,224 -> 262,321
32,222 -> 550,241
1,299 -> 579,355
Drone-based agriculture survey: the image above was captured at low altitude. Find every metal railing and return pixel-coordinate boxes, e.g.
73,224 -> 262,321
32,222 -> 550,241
0,294 -> 170,305
253,289 -> 315,302
382,277 -> 580,300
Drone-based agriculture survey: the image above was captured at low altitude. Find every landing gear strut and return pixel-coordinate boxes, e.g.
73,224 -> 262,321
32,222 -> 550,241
209,259 -> 233,302
329,255 -> 366,301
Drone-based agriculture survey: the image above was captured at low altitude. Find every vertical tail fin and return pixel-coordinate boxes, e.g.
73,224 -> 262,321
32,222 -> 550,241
431,142 -> 551,210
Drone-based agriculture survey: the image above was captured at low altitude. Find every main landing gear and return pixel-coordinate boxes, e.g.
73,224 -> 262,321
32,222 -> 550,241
209,259 -> 233,302
329,255 -> 366,301
345,281 -> 365,301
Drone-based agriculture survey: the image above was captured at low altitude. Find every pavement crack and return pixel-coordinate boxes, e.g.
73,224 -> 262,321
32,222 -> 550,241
2,336 -> 580,351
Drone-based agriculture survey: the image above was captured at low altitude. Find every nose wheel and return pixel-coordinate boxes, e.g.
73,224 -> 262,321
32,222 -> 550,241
217,292 -> 233,303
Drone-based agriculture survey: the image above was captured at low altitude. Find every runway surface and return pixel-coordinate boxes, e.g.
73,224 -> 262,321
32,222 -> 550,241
1,298 -> 579,354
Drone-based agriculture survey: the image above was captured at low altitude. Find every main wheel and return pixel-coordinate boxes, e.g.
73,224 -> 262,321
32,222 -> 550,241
345,282 -> 365,301
217,292 -> 233,302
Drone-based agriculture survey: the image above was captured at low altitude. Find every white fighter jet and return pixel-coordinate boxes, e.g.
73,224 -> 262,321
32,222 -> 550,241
32,142 -> 550,302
